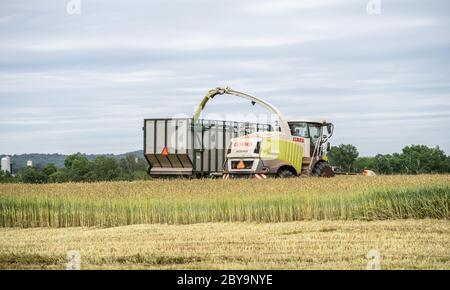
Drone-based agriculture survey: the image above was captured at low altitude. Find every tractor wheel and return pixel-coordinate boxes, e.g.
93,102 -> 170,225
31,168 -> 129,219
311,161 -> 335,177
277,168 -> 294,178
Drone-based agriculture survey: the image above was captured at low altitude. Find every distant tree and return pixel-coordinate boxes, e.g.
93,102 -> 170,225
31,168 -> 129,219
64,153 -> 85,169
65,153 -> 90,181
373,154 -> 393,174
87,156 -> 121,181
0,170 -> 17,183
119,154 -> 139,174
119,154 -> 148,180
48,169 -> 71,183
401,145 -> 448,174
354,156 -> 376,172
388,153 -> 404,173
329,144 -> 359,172
131,170 -> 151,180
364,145 -> 449,174
19,167 -> 48,184
43,163 -> 58,176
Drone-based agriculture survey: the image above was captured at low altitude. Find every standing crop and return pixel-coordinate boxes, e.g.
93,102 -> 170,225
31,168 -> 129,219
0,175 -> 448,227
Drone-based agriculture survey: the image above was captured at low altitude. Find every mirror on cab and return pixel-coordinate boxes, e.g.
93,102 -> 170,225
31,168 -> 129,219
327,124 -> 333,134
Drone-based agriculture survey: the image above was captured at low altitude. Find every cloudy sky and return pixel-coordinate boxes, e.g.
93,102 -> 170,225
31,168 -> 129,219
0,0 -> 449,156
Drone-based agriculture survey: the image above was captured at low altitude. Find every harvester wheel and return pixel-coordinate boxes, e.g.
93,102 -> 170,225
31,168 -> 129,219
311,161 -> 335,177
276,168 -> 294,178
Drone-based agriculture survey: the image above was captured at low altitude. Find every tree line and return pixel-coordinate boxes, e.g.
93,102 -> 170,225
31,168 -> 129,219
0,153 -> 150,184
329,144 -> 450,174
1,144 -> 449,183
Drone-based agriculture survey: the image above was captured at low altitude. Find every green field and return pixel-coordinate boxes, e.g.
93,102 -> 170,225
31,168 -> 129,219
0,175 -> 448,227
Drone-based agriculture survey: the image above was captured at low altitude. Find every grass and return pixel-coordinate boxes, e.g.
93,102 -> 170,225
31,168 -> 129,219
0,175 -> 449,227
0,220 -> 448,269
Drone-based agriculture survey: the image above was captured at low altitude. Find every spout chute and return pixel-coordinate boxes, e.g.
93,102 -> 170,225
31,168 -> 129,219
192,87 -> 291,135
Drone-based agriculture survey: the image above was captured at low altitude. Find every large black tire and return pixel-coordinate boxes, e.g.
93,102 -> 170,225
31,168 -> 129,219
277,168 -> 294,178
311,161 -> 335,177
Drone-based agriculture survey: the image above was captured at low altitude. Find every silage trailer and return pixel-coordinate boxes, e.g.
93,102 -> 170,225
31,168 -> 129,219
143,118 -> 272,177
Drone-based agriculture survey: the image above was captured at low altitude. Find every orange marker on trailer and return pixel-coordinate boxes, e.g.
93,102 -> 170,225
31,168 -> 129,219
161,147 -> 169,156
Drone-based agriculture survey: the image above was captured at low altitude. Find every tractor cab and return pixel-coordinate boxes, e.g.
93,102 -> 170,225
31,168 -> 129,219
288,120 -> 334,158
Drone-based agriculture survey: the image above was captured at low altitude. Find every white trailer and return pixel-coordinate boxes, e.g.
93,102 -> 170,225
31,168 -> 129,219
143,118 -> 271,177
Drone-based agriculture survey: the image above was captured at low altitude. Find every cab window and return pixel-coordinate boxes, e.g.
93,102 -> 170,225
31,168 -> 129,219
289,122 -> 308,137
308,124 -> 322,145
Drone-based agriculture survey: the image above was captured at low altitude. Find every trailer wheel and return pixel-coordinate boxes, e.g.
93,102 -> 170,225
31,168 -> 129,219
276,168 -> 295,178
311,161 -> 335,177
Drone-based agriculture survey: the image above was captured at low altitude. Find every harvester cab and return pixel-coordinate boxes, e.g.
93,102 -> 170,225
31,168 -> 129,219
287,120 -> 334,176
192,87 -> 335,178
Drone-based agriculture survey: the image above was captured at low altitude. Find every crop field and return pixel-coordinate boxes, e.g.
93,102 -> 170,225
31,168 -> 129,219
0,175 -> 448,227
0,220 -> 449,269
0,175 -> 448,269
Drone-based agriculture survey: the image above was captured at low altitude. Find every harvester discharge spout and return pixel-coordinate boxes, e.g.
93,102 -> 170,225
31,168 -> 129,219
192,87 -> 291,135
